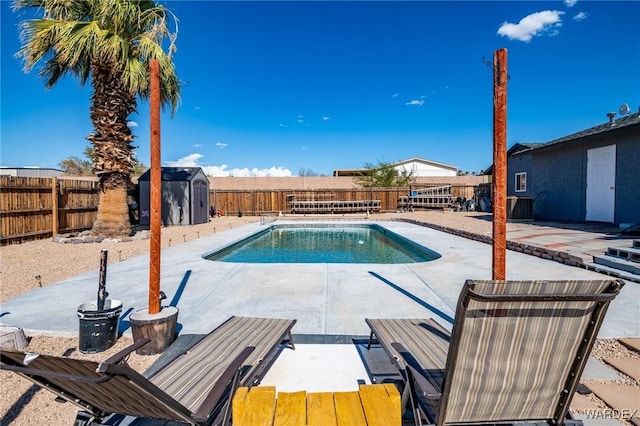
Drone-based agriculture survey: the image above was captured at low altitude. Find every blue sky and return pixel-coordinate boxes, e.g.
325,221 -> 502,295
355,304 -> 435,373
1,1 -> 639,177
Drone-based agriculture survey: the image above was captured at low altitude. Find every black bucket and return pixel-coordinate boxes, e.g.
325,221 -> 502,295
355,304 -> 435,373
77,299 -> 122,354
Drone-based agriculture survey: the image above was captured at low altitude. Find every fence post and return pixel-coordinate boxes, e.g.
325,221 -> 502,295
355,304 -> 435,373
52,177 -> 59,236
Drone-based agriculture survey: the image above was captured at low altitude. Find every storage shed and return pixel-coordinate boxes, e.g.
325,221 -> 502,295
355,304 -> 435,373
138,167 -> 210,226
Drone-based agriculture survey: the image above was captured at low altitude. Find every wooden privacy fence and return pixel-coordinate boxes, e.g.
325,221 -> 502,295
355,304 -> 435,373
211,185 -> 478,216
1,177 -> 479,245
1,176 -> 99,245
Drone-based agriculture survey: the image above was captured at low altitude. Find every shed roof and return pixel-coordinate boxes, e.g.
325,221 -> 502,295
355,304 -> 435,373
138,167 -> 205,181
481,143 -> 544,175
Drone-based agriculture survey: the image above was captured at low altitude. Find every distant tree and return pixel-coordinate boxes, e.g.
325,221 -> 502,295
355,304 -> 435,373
60,147 -> 147,176
353,161 -> 415,188
14,0 -> 180,238
298,168 -> 320,177
59,156 -> 92,176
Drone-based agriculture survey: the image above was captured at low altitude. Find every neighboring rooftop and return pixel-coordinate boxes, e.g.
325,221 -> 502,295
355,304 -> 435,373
0,167 -> 64,178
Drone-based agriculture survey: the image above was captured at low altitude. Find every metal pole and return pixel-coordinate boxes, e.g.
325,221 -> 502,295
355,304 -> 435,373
97,249 -> 108,311
149,59 -> 161,314
492,48 -> 508,280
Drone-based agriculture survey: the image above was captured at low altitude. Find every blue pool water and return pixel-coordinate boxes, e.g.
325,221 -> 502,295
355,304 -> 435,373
204,224 -> 440,264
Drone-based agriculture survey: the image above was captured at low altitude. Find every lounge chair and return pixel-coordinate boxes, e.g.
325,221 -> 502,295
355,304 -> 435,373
366,279 -> 624,426
0,316 -> 296,426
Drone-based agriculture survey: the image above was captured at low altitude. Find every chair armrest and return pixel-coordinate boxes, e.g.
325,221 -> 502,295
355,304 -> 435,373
98,338 -> 151,370
406,364 -> 440,400
192,346 -> 256,422
391,342 -> 440,399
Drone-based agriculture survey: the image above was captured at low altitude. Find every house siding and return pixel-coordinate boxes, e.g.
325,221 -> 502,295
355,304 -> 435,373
613,136 -> 640,224
529,146 -> 586,222
509,122 -> 639,224
394,160 -> 457,177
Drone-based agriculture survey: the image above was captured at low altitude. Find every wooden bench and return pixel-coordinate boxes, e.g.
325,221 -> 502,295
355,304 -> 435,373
232,383 -> 401,425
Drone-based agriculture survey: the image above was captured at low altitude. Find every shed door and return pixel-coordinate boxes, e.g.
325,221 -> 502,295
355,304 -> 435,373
586,145 -> 616,223
192,180 -> 209,224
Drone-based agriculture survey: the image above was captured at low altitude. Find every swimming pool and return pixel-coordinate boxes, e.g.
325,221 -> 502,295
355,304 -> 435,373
204,223 -> 440,264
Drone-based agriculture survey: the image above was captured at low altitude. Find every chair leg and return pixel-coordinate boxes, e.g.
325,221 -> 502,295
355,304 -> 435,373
287,330 -> 296,350
367,331 -> 376,350
404,366 -> 428,426
73,412 -> 108,426
217,368 -> 243,426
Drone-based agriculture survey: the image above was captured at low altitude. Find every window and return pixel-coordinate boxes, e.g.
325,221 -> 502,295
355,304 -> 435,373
515,172 -> 527,192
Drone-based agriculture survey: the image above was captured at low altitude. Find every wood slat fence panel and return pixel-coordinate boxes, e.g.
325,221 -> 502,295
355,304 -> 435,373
1,176 -> 99,245
211,185 -> 478,216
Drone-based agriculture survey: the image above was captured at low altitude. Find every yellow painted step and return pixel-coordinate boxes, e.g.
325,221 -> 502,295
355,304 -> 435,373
334,391 -> 367,426
307,392 -> 337,426
359,383 -> 401,426
274,390 -> 307,426
232,386 -> 276,426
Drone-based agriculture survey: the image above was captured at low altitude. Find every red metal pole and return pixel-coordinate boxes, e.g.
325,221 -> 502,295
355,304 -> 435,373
149,59 -> 161,314
492,48 -> 508,280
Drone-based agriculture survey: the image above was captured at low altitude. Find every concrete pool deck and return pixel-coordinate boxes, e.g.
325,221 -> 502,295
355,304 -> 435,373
1,219 -> 637,339
1,219 -> 638,424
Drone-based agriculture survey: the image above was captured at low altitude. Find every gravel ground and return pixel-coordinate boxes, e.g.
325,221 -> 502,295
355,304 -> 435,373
0,212 -> 636,425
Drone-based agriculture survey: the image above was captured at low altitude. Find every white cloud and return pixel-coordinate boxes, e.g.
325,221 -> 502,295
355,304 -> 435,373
573,11 -> 587,21
564,0 -> 577,7
405,99 -> 424,106
192,143 -> 202,148
166,153 -> 204,167
215,142 -> 228,148
296,115 -> 304,123
239,167 -> 292,177
497,10 -> 564,42
392,93 -> 399,98
194,106 -> 201,110
322,115 -> 331,121
127,121 -> 138,128
165,153 -> 292,177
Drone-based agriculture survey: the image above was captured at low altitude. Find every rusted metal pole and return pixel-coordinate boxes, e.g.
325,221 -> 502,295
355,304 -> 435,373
97,249 -> 108,311
492,48 -> 508,280
149,59 -> 161,314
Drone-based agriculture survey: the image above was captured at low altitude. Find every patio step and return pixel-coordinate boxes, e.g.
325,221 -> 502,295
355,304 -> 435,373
606,246 -> 640,263
593,255 -> 640,275
584,261 -> 640,283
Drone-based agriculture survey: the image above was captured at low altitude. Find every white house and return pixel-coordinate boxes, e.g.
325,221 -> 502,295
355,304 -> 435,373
333,157 -> 458,177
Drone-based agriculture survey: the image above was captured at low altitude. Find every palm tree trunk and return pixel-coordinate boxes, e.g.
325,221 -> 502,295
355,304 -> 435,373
88,63 -> 137,238
92,185 -> 132,238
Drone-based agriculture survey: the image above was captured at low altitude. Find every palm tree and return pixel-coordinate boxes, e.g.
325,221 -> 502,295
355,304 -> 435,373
13,0 -> 181,237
